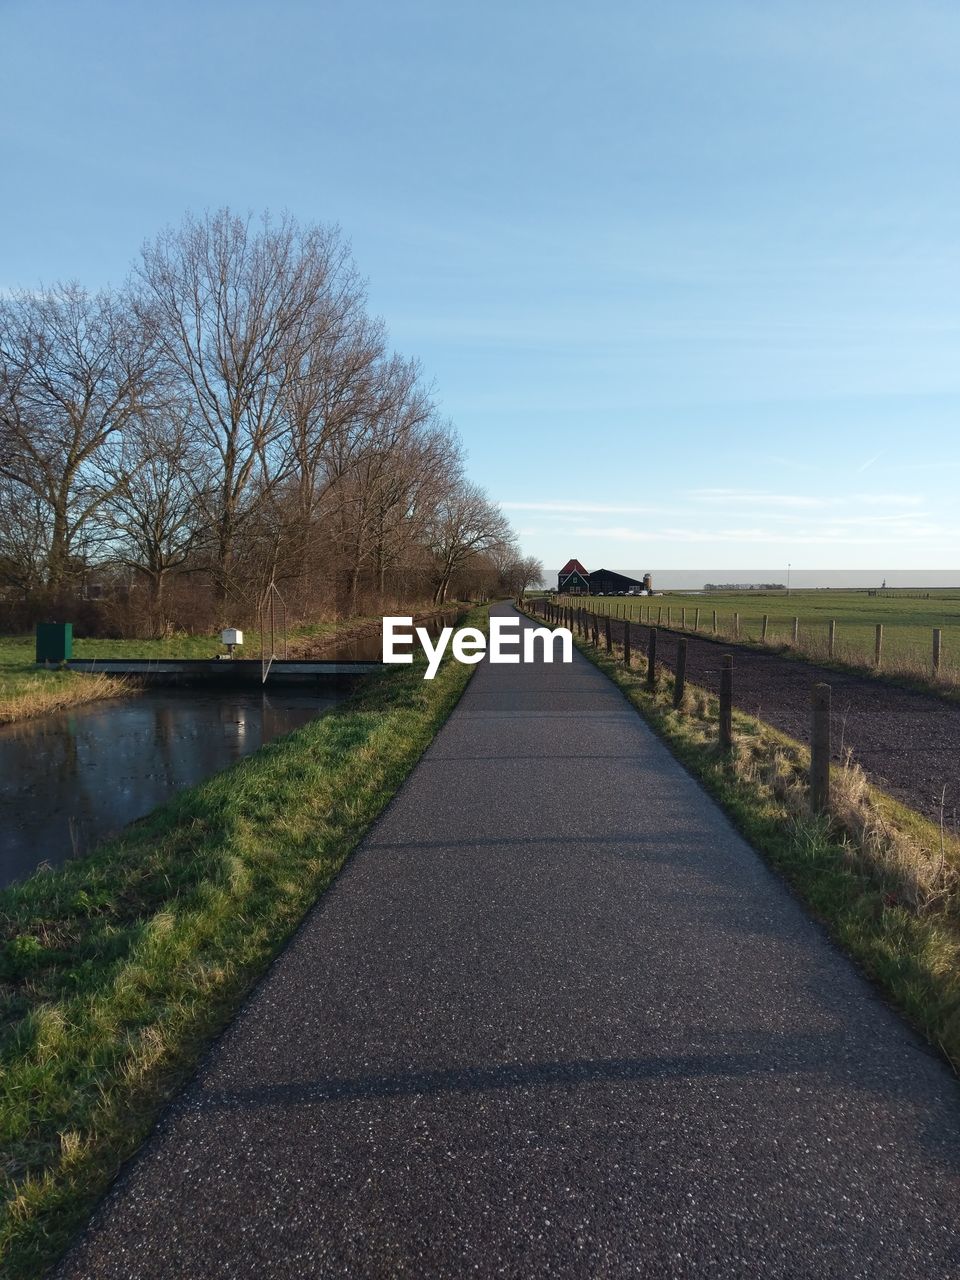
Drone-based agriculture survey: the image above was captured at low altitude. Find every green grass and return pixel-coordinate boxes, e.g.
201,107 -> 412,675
574,588 -> 960,687
550,609 -> 960,1082
0,607 -> 486,1278
0,640 -> 127,725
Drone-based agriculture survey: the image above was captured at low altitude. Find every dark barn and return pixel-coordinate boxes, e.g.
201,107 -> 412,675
588,568 -> 649,595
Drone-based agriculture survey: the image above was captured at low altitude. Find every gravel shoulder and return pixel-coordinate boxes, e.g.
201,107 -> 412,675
600,614 -> 960,823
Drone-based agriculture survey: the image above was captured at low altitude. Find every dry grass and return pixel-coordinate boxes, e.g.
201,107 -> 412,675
0,673 -> 129,726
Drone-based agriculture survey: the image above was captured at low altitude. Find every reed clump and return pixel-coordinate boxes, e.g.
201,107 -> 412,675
0,674 -> 128,726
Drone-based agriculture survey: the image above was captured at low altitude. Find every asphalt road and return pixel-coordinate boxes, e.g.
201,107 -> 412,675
57,605 -> 960,1278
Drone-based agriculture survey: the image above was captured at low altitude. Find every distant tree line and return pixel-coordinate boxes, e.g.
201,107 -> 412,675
703,583 -> 787,592
0,209 -> 542,635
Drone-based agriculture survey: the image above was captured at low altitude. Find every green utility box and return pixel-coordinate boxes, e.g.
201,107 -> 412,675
36,622 -> 73,663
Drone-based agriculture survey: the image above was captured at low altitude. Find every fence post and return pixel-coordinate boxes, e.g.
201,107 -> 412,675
667,606 -> 672,627
592,613 -> 599,646
811,683 -> 831,815
694,607 -> 700,631
712,609 -> 718,634
657,606 -> 663,625
719,655 -> 733,752
673,637 -> 688,709
874,623 -> 883,668
624,620 -> 631,667
646,627 -> 657,690
933,628 -> 942,676
828,619 -> 836,658
681,606 -> 686,628
733,612 -> 740,638
761,614 -> 768,642
605,614 -> 612,653
792,616 -> 799,645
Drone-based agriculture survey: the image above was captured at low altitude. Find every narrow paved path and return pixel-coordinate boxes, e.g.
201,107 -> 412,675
58,606 -> 960,1278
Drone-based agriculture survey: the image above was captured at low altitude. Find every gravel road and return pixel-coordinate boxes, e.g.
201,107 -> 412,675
560,605 -> 960,824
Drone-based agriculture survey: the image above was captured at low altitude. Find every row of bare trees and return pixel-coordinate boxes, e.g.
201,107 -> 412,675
0,209 -> 542,635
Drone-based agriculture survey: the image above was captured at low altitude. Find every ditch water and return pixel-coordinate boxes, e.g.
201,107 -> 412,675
0,688 -> 345,889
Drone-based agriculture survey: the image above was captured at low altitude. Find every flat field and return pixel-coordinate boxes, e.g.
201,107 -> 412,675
579,588 -> 960,684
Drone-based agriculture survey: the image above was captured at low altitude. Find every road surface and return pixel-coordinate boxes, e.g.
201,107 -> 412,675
57,605 -> 960,1278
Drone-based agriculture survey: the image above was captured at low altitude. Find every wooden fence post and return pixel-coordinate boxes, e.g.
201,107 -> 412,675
712,609 -> 718,634
828,619 -> 836,658
874,624 -> 883,668
592,613 -> 599,646
681,606 -> 686,628
623,620 -> 631,667
761,614 -> 768,642
733,612 -> 740,638
667,606 -> 672,627
673,637 -> 688,709
694,607 -> 700,631
811,683 -> 831,815
605,614 -> 612,653
657,606 -> 663,625
719,655 -> 733,752
933,628 -> 942,676
646,627 -> 657,690
792,616 -> 799,645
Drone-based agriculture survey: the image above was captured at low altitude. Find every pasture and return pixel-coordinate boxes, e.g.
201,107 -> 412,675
572,588 -> 960,685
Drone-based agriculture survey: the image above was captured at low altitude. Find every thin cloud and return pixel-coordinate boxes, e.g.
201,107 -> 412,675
685,489 -> 827,509
855,451 -> 884,474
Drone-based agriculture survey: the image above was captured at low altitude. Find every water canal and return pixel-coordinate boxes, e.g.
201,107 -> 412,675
1,609 -> 466,888
0,688 -> 343,888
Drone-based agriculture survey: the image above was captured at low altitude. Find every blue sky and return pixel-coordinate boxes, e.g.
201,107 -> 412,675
2,0 -> 958,575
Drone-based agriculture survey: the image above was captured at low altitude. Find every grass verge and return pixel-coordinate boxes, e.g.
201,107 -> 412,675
0,606 -> 486,1278
545,613 -> 960,1075
0,637 -> 130,726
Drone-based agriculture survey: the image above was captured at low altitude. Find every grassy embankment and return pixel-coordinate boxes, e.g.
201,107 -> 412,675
0,606 -> 486,1279
0,639 -> 127,726
574,588 -> 960,691
0,607 -> 450,726
536,605 -> 960,1072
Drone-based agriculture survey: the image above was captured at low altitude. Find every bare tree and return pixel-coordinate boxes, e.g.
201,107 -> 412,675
104,408 -> 207,632
137,209 -> 348,616
0,283 -> 156,589
500,553 -> 545,598
426,481 -> 514,605
0,207 -> 535,634
0,475 -> 50,595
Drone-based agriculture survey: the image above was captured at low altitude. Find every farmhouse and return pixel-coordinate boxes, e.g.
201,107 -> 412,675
557,558 -> 590,594
556,560 -> 652,595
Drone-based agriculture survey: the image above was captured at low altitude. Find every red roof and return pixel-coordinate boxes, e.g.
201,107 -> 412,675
559,558 -> 588,576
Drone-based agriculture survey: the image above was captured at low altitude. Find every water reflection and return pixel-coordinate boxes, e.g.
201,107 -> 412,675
0,689 -> 342,888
